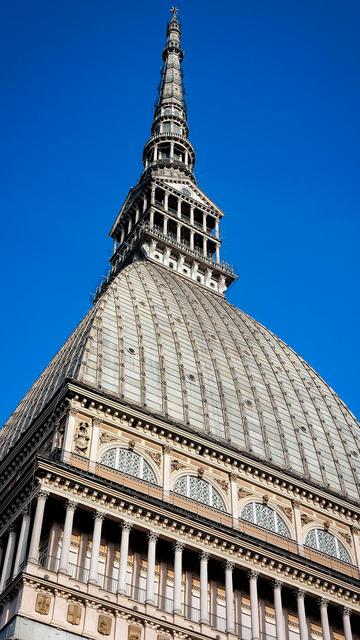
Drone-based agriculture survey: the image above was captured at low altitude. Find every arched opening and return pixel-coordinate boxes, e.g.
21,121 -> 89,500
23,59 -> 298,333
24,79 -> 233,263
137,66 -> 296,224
158,144 -> 171,159
155,188 -> 165,206
173,475 -> 226,511
153,212 -> 163,233
181,226 -> 190,247
194,233 -> 203,256
181,201 -> 190,222
167,219 -> 177,242
168,195 -> 178,214
194,208 -> 203,230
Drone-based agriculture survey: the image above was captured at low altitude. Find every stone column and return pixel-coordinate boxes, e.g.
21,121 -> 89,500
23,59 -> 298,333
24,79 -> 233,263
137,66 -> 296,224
190,230 -> 194,251
153,146 -> 158,162
215,219 -> 219,239
89,511 -> 104,584
185,150 -> 189,165
249,570 -> 260,640
225,561 -> 235,633
117,521 -> 132,595
350,526 -> 360,570
28,490 -> 48,563
170,141 -> 174,160
215,244 -> 220,265
173,541 -> 184,614
199,551 -> 209,624
135,206 -> 140,223
62,410 -> 76,460
190,206 -> 194,226
162,446 -> 171,500
203,236 -> 208,258
89,419 -> 100,471
163,217 -> 168,236
273,580 -> 285,640
59,500 -> 77,573
151,186 -> 155,205
320,599 -> 331,640
343,608 -> 352,640
146,531 -> 159,604
150,209 -> 154,229
0,527 -> 17,592
176,223 -> 181,244
12,510 -> 31,577
163,192 -> 169,211
230,474 -> 239,527
177,198 -> 181,218
292,500 -> 304,554
297,590 -> 309,640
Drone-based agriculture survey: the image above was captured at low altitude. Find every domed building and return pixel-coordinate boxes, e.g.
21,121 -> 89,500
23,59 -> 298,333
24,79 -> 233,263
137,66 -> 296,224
0,9 -> 359,640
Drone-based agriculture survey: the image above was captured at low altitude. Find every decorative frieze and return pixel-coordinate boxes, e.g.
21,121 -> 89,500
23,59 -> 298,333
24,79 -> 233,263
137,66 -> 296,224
35,592 -> 51,615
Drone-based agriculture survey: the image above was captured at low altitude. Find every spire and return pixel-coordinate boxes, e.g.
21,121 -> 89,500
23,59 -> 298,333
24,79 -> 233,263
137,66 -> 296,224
142,7 -> 196,181
102,9 -> 237,303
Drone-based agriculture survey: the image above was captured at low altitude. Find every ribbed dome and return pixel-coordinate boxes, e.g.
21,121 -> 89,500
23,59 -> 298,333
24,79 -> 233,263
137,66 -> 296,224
1,261 -> 359,500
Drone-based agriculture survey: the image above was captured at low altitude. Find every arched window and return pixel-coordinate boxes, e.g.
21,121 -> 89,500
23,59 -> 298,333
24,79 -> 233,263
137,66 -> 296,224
304,529 -> 350,563
241,502 -> 290,538
173,475 -> 226,511
100,448 -> 157,484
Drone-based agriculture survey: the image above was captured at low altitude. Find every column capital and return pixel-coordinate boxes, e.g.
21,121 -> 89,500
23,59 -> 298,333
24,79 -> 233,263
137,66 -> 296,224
92,511 -> 104,522
199,550 -> 209,562
272,579 -> 283,590
8,525 -> 17,534
173,540 -> 185,552
343,607 -> 351,617
292,499 -> 301,508
224,560 -> 234,572
66,499 -> 78,511
38,489 -> 49,501
296,588 -> 306,600
163,444 -> 173,454
248,569 -> 259,580
147,531 -> 159,543
319,597 -> 328,608
121,520 -> 132,532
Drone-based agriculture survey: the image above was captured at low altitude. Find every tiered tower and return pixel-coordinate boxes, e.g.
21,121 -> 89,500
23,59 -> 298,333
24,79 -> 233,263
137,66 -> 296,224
97,8 -> 236,301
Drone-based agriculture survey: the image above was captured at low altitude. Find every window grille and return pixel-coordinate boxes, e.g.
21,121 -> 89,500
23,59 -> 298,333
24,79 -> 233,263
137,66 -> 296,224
100,448 -> 157,484
173,475 -> 226,511
241,502 -> 290,538
304,528 -> 350,563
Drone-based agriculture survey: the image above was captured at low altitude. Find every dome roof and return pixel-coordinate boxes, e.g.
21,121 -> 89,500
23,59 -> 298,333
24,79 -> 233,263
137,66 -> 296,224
1,261 -> 359,500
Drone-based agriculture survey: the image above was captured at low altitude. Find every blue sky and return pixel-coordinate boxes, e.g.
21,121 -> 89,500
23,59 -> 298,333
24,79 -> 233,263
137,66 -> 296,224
0,0 -> 359,425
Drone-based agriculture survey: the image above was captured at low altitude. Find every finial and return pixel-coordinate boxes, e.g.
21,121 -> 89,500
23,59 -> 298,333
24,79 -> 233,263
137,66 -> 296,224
170,6 -> 179,20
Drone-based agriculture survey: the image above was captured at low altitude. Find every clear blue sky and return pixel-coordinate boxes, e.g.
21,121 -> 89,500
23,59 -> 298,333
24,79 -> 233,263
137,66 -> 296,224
0,0 -> 359,426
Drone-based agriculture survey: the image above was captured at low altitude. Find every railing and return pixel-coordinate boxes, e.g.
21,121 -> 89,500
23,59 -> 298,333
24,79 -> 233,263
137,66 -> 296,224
37,556 -> 263,636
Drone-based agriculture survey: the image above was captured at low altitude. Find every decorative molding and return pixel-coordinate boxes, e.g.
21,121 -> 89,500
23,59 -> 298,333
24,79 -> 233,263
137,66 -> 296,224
35,593 -> 51,615
149,451 -> 161,467
170,459 -> 186,473
339,530 -> 352,545
73,422 -> 90,456
214,477 -> 229,492
99,431 -> 119,445
238,487 -> 252,500
278,504 -> 293,520
300,513 -> 313,525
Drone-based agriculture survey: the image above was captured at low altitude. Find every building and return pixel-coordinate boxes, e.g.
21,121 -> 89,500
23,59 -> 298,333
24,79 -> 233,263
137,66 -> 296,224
0,8 -> 359,640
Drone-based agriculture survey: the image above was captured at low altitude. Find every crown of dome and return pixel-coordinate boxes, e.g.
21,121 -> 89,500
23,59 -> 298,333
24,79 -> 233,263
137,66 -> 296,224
1,261 -> 359,501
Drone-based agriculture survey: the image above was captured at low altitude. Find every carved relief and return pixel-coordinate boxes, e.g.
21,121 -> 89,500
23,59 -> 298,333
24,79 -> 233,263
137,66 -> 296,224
149,451 -> 161,467
300,513 -> 313,525
98,614 -> 112,635
67,603 -> 82,625
73,422 -> 90,456
238,487 -> 252,499
99,431 -> 118,445
171,459 -> 186,472
35,593 -> 51,615
339,530 -> 352,545
278,504 -> 293,520
214,477 -> 229,492
128,625 -> 142,640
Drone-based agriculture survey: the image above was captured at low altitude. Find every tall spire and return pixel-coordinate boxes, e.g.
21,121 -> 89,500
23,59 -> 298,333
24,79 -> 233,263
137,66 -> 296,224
102,9 -> 237,302
142,7 -> 196,181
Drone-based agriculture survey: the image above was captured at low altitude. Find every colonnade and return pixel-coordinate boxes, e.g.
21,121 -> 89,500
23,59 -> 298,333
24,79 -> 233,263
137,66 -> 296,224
0,491 -> 356,640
